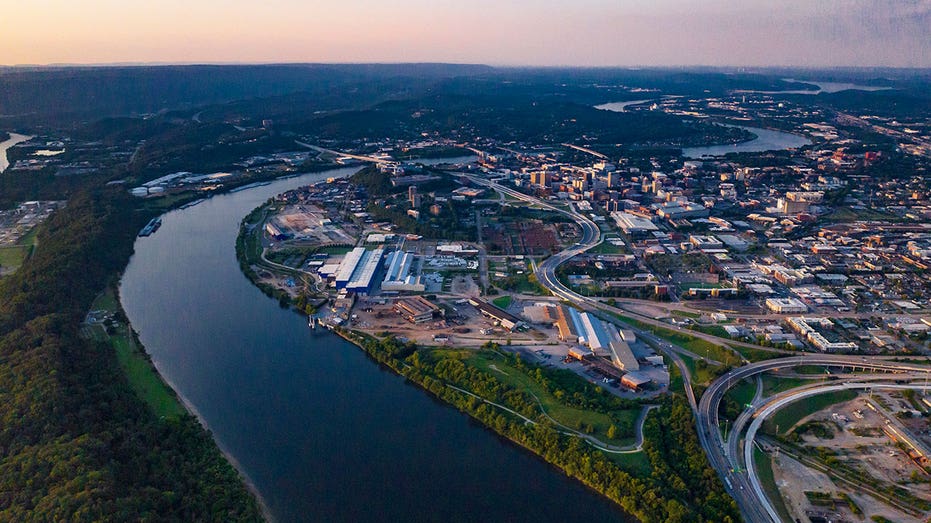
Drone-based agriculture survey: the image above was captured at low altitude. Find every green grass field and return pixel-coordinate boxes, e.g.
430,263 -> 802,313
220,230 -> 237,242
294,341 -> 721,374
725,377 -> 757,407
754,446 -> 794,522
678,353 -> 721,385
761,374 -> 821,397
588,237 -> 629,255
604,443 -> 653,476
91,290 -> 186,420
0,245 -> 30,271
0,225 -> 39,275
763,389 -> 857,435
491,295 -> 513,309
467,352 -> 640,445
829,207 -> 897,223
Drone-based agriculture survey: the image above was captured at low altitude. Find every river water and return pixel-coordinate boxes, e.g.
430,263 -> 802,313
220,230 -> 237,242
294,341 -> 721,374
594,100 -> 654,113
682,125 -> 811,158
0,132 -> 32,172
119,167 -> 633,522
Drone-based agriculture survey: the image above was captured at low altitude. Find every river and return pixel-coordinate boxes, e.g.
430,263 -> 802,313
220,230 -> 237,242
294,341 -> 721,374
0,132 -> 32,173
736,79 -> 893,96
594,100 -> 654,113
681,125 -> 811,158
119,166 -> 633,523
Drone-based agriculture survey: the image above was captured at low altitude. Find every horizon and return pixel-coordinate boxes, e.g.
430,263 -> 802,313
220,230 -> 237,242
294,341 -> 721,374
3,61 -> 930,72
2,1 -> 930,68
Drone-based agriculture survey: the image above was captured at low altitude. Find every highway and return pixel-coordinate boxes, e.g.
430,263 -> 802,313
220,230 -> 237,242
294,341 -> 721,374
453,169 -> 931,522
742,381 -> 931,522
699,356 -> 931,522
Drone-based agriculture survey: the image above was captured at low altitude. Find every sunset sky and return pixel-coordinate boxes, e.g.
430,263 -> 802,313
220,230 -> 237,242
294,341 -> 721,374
2,0 -> 929,67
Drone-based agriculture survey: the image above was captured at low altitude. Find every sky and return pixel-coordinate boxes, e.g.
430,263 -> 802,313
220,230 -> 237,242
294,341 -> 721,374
2,0 -> 930,67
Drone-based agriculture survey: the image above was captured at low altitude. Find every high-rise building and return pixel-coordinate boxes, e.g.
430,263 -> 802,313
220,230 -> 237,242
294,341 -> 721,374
530,171 -> 551,188
409,186 -> 422,207
607,171 -> 621,188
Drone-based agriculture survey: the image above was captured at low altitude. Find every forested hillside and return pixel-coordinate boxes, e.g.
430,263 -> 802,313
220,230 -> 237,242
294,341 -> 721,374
0,190 -> 261,521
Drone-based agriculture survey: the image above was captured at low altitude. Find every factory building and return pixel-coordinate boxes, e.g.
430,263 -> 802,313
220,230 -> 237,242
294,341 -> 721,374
381,251 -> 425,292
335,247 -> 384,294
335,247 -> 366,288
394,296 -> 442,324
608,329 -> 640,371
345,248 -> 384,294
578,312 -> 611,351
469,298 -> 523,331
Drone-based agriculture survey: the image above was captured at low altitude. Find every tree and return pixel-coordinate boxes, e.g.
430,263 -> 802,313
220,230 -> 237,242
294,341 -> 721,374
607,424 -> 618,440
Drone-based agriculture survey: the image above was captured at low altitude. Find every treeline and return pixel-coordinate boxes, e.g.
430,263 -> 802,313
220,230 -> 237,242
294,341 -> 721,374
0,189 -> 261,520
337,333 -> 741,522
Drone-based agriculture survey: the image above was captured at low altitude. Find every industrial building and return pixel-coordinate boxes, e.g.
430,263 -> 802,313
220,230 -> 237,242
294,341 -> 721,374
607,329 -> 640,371
765,297 -> 808,313
394,296 -> 442,324
611,211 -> 658,234
381,251 -> 425,292
335,247 -> 384,294
469,298 -> 523,331
621,371 -> 651,390
577,311 -> 611,351
335,247 -> 366,288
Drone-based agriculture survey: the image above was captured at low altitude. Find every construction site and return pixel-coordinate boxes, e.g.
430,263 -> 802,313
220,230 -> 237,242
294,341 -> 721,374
765,393 -> 931,523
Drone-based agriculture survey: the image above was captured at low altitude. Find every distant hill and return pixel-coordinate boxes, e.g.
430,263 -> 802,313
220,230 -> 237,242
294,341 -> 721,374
0,63 -> 494,126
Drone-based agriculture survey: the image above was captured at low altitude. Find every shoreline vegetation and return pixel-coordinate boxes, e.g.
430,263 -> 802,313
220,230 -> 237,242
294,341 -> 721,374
0,188 -> 261,520
235,198 -> 740,522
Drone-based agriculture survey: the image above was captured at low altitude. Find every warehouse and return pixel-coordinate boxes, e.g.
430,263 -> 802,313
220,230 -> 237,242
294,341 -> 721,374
381,251 -> 425,292
394,296 -> 442,324
608,330 -> 640,371
335,247 -> 366,288
554,306 -> 579,341
469,298 -> 523,331
345,248 -> 384,294
578,312 -> 611,351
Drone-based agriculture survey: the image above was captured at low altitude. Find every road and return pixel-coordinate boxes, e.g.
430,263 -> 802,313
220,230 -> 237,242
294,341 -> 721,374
742,381 -> 931,522
699,356 -> 931,522
452,169 -> 931,521
295,141 -> 393,164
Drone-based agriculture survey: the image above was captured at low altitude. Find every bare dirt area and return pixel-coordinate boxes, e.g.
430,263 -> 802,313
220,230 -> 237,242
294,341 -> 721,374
348,297 -> 556,348
449,275 -> 480,296
771,397 -> 931,523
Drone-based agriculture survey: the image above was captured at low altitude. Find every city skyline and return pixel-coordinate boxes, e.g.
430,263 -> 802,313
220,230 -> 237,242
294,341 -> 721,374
2,0 -> 930,68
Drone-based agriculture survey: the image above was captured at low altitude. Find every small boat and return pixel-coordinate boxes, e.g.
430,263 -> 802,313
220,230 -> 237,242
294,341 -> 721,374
138,218 -> 162,237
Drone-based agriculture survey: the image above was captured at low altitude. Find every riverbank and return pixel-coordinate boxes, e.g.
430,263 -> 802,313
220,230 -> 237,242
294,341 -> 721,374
85,285 -> 274,521
233,190 -> 737,520
321,327 -> 738,521
0,189 -> 262,520
0,132 -> 33,172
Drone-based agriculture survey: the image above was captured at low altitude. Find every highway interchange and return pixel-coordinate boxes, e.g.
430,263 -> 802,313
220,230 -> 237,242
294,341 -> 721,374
465,172 -> 931,522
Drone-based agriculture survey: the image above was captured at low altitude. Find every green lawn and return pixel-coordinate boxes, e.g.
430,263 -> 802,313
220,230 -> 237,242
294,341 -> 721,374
588,237 -> 629,255
829,207 -> 897,222
761,374 -> 821,397
467,352 -> 640,446
763,390 -> 857,435
670,309 -> 701,319
0,225 -> 39,275
754,446 -> 794,523
91,289 -> 186,420
492,295 -> 513,309
605,446 -> 652,476
678,353 -> 721,385
111,327 -> 187,420
725,377 -> 757,407
0,245 -> 30,271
